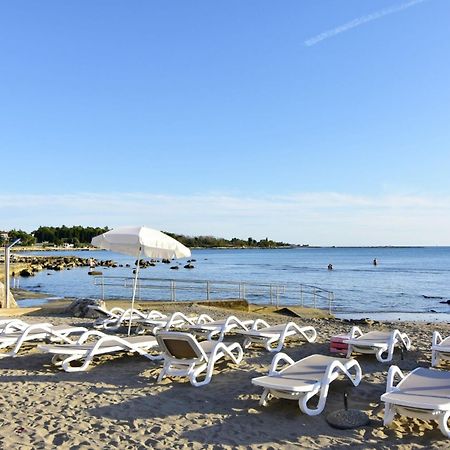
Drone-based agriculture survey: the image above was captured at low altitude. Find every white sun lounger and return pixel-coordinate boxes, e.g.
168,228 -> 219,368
237,320 -> 317,352
156,331 -> 244,387
344,326 -> 411,363
0,318 -> 31,334
186,314 -> 255,341
93,307 -> 168,331
431,331 -> 450,367
38,330 -> 160,372
252,354 -> 362,415
136,312 -> 200,334
0,323 -> 88,358
381,365 -> 450,438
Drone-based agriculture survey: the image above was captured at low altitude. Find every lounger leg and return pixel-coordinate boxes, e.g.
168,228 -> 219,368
383,403 -> 396,426
299,386 -> 323,416
61,354 -> 89,373
437,411 -> 450,438
157,362 -> 170,383
259,389 -> 272,407
346,344 -> 353,359
243,338 -> 252,349
190,362 -> 213,387
265,336 -> 281,353
376,346 -> 392,363
432,349 -> 440,367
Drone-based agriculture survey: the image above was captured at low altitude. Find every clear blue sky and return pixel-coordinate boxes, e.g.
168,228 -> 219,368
1,0 -> 449,245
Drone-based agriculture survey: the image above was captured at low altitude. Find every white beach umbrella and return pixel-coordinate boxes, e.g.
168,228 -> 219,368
91,226 -> 191,334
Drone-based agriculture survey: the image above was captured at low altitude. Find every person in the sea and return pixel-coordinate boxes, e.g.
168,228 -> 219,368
373,258 -> 377,266
328,263 -> 333,270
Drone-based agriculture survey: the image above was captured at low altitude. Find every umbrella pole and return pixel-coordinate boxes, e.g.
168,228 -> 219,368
128,246 -> 142,336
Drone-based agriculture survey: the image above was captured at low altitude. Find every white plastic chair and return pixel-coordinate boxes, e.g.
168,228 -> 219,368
0,323 -> 88,358
38,330 -> 160,372
345,326 -> 411,362
156,331 -> 243,387
238,320 -> 317,352
186,314 -> 255,341
252,353 -> 362,415
93,307 -> 167,331
432,331 -> 450,367
381,365 -> 450,438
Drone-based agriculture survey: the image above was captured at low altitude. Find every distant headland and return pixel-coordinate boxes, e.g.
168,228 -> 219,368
1,226 -> 294,250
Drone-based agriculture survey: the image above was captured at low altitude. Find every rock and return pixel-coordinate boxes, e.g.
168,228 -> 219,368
170,266 -> 179,270
65,298 -> 106,318
184,263 -> 194,269
19,269 -> 34,277
88,271 -> 103,276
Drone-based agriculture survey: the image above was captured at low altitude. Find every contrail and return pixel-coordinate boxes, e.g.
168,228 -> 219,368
305,0 -> 429,46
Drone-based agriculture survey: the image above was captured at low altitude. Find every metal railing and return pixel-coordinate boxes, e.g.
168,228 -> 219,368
93,275 -> 335,314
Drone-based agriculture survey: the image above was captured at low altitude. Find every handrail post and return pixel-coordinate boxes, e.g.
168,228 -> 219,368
270,285 -> 273,305
206,281 -> 210,301
300,284 -> 303,307
313,288 -> 316,309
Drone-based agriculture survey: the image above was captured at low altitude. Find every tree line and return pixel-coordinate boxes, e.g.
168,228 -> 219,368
0,226 -> 291,248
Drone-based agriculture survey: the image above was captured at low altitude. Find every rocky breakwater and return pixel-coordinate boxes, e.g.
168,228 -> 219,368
11,255 -> 118,277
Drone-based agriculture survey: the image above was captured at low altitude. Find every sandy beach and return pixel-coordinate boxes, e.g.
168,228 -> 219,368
0,302 -> 448,449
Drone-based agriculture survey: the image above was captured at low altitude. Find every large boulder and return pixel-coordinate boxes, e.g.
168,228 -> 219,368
0,281 -> 18,308
65,298 -> 106,318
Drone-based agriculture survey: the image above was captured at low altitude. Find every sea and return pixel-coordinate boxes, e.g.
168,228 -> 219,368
14,247 -> 450,322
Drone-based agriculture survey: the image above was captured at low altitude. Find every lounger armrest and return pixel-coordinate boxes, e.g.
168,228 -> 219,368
385,365 -> 405,393
268,352 -> 295,375
76,330 -> 108,344
224,316 -> 251,330
196,314 -> 215,324
2,319 -> 27,333
349,326 -> 363,339
433,331 -> 443,347
390,330 -> 411,351
251,319 -> 271,330
145,310 -> 166,320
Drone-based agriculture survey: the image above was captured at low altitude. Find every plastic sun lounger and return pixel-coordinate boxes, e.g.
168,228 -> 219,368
381,365 -> 450,438
431,331 -> 450,367
237,320 -> 317,352
0,318 -> 32,334
252,354 -> 362,416
156,331 -> 244,387
0,323 -> 88,358
38,330 -> 160,372
136,312 -> 200,334
344,326 -> 411,363
93,307 -> 168,330
186,314 -> 256,341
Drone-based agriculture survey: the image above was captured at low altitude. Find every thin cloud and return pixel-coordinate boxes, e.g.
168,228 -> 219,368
305,0 -> 429,46
1,191 -> 450,245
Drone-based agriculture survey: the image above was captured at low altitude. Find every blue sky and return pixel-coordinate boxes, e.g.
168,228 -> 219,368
1,0 -> 449,245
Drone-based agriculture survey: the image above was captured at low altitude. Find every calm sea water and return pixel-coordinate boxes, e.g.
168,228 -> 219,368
15,247 -> 450,320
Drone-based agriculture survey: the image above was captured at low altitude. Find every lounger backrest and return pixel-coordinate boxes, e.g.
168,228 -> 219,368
156,332 -> 205,361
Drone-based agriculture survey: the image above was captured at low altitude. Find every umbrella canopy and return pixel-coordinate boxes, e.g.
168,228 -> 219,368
91,226 -> 191,259
91,226 -> 191,334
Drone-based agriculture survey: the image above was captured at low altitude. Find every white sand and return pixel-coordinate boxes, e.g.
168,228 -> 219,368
0,303 -> 449,449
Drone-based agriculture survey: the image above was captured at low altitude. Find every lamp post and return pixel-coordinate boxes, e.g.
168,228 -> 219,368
3,235 -> 21,309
